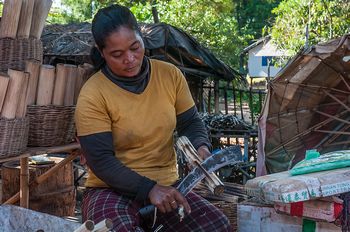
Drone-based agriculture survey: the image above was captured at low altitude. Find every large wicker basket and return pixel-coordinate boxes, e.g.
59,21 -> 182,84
0,38 -> 43,72
0,117 -> 29,158
27,105 -> 75,147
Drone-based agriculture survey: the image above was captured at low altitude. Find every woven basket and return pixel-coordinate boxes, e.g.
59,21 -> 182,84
0,38 -> 43,72
27,105 -> 75,147
0,117 -> 29,158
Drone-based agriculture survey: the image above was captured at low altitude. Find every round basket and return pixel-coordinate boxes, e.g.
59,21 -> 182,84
0,38 -> 43,72
27,105 -> 75,147
0,117 -> 29,158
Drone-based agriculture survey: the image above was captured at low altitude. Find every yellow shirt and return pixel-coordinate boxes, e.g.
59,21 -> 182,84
75,59 -> 194,187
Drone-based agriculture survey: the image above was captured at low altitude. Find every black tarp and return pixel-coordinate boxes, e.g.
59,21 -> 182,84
42,22 -> 242,82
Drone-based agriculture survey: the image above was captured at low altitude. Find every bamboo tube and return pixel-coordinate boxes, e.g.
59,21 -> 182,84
36,65 -> 55,105
92,219 -> 113,232
73,220 -> 95,232
3,151 -> 79,205
30,0 -> 53,39
15,73 -> 30,118
176,136 -> 224,195
25,59 -> 41,105
1,69 -> 26,119
20,157 -> 29,208
17,0 -> 36,38
74,65 -> 86,104
0,74 -> 10,113
52,63 -> 67,105
0,0 -> 23,38
64,64 -> 78,106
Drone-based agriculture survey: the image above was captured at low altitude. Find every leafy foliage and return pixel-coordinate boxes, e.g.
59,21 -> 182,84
47,0 -> 279,70
271,0 -> 350,55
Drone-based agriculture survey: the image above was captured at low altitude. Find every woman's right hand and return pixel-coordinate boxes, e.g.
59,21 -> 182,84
148,184 -> 191,214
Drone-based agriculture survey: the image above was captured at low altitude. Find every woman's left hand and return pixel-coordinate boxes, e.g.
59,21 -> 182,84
197,145 -> 211,160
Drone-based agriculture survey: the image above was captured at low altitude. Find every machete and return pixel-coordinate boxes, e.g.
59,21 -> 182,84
138,145 -> 242,217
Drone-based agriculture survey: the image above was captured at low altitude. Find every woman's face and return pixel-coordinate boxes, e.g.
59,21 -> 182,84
101,26 -> 145,77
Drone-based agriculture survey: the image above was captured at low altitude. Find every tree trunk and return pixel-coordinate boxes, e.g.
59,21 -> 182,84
151,1 -> 160,23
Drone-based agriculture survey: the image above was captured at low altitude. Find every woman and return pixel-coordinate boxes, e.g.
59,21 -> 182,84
75,4 -> 231,232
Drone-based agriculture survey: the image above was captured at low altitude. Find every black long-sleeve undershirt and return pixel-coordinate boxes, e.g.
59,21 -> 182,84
78,106 -> 211,202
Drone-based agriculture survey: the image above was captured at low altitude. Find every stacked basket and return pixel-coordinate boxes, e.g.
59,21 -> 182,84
26,63 -> 93,147
0,0 -> 52,158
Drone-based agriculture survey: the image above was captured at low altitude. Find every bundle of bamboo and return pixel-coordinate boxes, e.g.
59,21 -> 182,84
0,0 -> 53,39
0,69 -> 30,157
25,62 -> 93,147
28,62 -> 94,106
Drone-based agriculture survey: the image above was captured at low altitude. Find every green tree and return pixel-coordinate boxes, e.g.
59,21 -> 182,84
47,0 -> 281,69
271,0 -> 350,56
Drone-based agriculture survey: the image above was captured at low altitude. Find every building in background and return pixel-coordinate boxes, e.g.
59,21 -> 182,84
241,36 -> 286,88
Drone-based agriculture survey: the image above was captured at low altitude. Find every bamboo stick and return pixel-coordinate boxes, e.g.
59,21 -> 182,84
3,152 -> 79,205
176,136 -> 224,196
323,90 -> 350,112
0,0 -> 23,38
17,0 -> 36,38
25,60 -> 41,105
15,72 -> 30,118
73,220 -> 95,232
0,74 -> 10,113
30,0 -> 53,39
64,64 -> 77,106
52,63 -> 67,105
36,65 -> 55,105
92,219 -> 113,232
1,69 -> 26,119
20,157 -> 29,208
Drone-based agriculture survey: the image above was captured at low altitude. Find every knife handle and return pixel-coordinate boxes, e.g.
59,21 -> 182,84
139,204 -> 156,217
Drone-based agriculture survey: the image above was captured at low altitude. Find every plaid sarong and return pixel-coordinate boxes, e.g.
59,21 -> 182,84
82,188 -> 232,232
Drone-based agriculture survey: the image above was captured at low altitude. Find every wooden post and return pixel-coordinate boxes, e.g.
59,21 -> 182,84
176,136 -> 225,195
214,80 -> 220,114
30,0 -> 53,39
0,74 -> 10,113
73,220 -> 95,232
52,63 -> 67,105
20,157 -> 29,208
1,69 -> 26,119
25,59 -> 41,105
36,65 -> 55,105
3,151 -> 79,205
64,64 -> 78,106
17,0 -> 35,38
15,73 -> 30,118
0,0 -> 23,38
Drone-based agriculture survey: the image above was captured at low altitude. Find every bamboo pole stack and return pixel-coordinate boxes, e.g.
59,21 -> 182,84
21,62 -> 92,106
0,61 -> 90,119
0,0 -> 53,39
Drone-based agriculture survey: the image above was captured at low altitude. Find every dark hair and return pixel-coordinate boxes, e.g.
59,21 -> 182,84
90,4 -> 140,69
